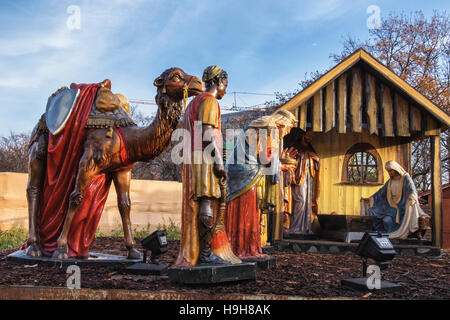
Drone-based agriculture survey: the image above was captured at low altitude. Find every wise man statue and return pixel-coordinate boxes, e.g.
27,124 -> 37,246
365,160 -> 429,239
284,128 -> 320,235
223,116 -> 278,258
174,65 -> 230,267
262,110 -> 297,242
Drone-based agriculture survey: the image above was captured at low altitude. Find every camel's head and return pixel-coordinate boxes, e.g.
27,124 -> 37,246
153,68 -> 204,101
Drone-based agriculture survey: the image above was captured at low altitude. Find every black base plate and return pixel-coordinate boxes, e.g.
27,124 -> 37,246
125,263 -> 169,275
262,246 -> 275,255
168,262 -> 256,284
341,278 -> 404,292
6,250 -> 141,267
241,255 -> 276,270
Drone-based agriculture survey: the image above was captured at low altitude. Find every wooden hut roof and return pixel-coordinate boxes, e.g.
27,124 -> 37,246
276,48 -> 450,137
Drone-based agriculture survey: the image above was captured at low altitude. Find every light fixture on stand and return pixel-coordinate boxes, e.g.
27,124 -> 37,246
341,232 -> 403,292
126,230 -> 169,276
141,230 -> 168,264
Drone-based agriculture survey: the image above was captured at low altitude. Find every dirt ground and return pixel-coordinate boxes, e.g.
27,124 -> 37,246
0,237 -> 449,299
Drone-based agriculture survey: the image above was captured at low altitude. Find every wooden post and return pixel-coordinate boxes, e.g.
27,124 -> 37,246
350,68 -> 362,132
337,74 -> 347,133
431,134 -> 443,248
366,73 -> 378,135
299,102 -> 307,131
380,84 -> 395,137
324,81 -> 335,132
313,90 -> 323,132
410,106 -> 422,132
394,93 -> 410,136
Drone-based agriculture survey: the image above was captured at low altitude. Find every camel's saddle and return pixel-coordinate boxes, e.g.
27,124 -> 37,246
43,81 -> 136,136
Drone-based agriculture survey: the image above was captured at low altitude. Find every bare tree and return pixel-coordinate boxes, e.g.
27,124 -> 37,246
129,105 -> 154,127
0,132 -> 30,173
128,105 -> 181,181
332,10 -> 450,191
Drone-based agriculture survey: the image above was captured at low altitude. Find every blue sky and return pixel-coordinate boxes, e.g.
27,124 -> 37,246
0,0 -> 448,136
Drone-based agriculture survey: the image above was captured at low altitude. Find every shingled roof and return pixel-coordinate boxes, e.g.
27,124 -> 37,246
276,48 -> 450,137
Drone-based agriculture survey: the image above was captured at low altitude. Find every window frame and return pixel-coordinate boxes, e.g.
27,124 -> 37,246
341,143 -> 384,185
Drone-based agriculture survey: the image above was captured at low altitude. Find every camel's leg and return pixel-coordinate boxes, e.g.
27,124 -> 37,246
25,135 -> 47,257
52,149 -> 98,259
113,169 -> 141,259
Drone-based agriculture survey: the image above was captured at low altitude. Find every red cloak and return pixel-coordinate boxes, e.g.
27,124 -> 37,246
38,82 -> 112,257
225,187 -> 263,258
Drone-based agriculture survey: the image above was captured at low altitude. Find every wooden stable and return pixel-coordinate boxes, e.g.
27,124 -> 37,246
274,48 -> 450,248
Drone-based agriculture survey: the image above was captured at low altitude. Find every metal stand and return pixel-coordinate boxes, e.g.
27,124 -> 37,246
126,249 -> 168,275
362,258 -> 368,277
341,258 -> 403,292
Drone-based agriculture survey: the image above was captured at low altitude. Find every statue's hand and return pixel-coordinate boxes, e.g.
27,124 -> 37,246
281,163 -> 296,172
50,86 -> 68,98
282,147 -> 298,159
213,163 -> 227,179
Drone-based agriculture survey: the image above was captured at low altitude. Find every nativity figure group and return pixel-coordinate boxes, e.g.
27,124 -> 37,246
23,65 -> 428,266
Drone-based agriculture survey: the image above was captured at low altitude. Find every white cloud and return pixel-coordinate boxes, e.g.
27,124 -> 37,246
0,0 -> 151,90
0,30 -> 75,57
293,0 -> 356,23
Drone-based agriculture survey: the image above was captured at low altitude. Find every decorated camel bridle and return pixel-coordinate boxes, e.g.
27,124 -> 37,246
162,75 -> 194,110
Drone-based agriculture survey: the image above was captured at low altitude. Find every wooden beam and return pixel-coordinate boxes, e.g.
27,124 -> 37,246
324,81 -> 335,132
337,73 -> 347,133
394,93 -> 410,136
299,102 -> 307,131
313,90 -> 323,132
365,73 -> 378,135
431,135 -> 443,248
349,68 -> 362,132
380,84 -> 395,137
425,116 -> 441,136
409,105 -> 422,132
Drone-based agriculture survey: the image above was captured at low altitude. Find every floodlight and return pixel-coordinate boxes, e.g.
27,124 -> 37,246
356,232 -> 396,275
125,230 -> 169,276
141,230 -> 168,264
341,232 -> 403,292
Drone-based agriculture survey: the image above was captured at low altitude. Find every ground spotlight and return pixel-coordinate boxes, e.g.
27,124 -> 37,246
141,230 -> 168,264
341,232 -> 403,292
126,230 -> 169,276
356,232 -> 397,275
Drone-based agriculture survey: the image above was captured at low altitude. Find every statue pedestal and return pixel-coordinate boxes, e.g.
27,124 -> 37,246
6,250 -> 141,266
168,262 -> 256,284
241,255 -> 276,270
125,263 -> 169,275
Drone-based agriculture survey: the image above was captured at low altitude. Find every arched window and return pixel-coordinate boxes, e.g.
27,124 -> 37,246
342,143 -> 383,185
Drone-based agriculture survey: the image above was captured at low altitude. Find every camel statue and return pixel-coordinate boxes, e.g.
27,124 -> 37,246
25,68 -> 204,259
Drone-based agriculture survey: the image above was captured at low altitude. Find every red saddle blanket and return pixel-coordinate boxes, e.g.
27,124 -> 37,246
37,82 -> 112,257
